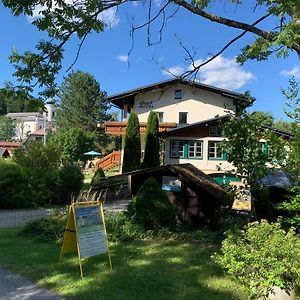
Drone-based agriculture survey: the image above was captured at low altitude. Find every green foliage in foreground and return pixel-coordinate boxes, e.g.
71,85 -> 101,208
91,167 -> 105,187
213,220 -> 300,300
0,228 -> 248,300
128,178 -> 176,229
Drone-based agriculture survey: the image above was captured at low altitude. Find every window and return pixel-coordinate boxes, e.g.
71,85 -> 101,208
175,89 -> 182,99
157,112 -> 164,123
188,141 -> 202,158
208,141 -> 226,160
170,140 -> 185,158
170,140 -> 202,159
259,142 -> 268,156
179,112 -> 188,124
209,126 -> 222,137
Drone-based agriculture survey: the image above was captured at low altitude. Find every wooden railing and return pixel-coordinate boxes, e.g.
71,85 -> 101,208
95,150 -> 121,170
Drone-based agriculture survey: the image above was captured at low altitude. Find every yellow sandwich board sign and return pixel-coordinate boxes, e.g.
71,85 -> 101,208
59,200 -> 112,278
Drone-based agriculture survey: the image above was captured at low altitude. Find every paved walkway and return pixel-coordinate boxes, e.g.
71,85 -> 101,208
0,267 -> 65,300
0,200 -> 129,228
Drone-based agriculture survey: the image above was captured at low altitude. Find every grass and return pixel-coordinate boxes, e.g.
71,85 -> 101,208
0,228 -> 247,300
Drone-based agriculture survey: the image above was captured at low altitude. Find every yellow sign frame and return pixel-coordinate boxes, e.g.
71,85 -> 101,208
59,200 -> 112,278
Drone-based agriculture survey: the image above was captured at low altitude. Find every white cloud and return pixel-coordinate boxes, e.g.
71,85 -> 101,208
98,7 -> 119,28
162,55 -> 255,90
162,66 -> 185,77
195,56 -> 256,90
117,54 -> 129,63
280,67 -> 300,78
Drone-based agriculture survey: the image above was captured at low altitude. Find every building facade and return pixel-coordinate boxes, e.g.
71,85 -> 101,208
104,78 -> 252,175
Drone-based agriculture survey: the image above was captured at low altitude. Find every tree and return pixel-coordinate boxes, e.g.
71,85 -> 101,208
13,142 -> 62,205
0,83 -> 44,114
223,110 -> 286,188
250,111 -> 274,127
142,111 -> 160,169
2,0 -> 300,93
50,128 -> 94,162
122,112 -> 141,173
0,116 -> 15,141
58,70 -> 111,148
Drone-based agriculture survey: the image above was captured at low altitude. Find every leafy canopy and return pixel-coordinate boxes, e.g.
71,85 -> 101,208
2,0 -> 300,93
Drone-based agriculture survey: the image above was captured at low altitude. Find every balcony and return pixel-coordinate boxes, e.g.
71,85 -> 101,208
104,121 -> 177,135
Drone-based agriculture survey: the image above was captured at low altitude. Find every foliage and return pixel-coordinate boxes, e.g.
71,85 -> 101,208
105,212 -> 148,242
223,110 -> 287,187
250,111 -> 274,127
91,167 -> 105,186
3,1 -> 105,97
0,115 -> 15,141
22,211 -> 67,243
50,128 -> 94,162
57,70 -> 111,148
13,143 -> 61,205
0,160 -> 32,208
282,77 -> 300,124
280,77 -> 300,184
57,164 -> 84,204
122,112 -> 141,173
277,186 -> 300,230
2,0 -> 300,93
213,220 -> 300,299
142,111 -> 160,169
128,177 -> 176,229
0,83 -> 44,114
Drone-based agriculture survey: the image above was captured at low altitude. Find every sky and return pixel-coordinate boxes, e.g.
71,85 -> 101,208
0,1 -> 299,121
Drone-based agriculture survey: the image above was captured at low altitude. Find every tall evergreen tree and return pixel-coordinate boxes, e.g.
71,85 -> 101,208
142,111 -> 160,169
58,70 -> 111,148
122,112 -> 141,173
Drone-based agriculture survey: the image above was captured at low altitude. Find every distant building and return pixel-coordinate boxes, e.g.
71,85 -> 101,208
6,100 -> 57,142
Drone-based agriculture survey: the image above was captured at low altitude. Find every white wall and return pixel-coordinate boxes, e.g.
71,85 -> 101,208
133,83 -> 235,124
164,136 -> 234,174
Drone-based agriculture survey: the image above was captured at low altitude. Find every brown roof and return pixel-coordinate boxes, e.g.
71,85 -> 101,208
30,128 -> 45,136
107,78 -> 254,109
0,141 -> 22,147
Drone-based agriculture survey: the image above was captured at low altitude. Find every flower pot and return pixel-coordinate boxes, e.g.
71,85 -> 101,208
267,287 -> 296,300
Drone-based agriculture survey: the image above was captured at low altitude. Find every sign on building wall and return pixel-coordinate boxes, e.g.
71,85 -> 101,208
59,201 -> 112,278
162,176 -> 182,192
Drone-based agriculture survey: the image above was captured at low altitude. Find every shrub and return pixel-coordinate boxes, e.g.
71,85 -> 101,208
22,209 -> 67,243
213,220 -> 300,299
128,177 -> 176,229
105,213 -> 147,241
0,160 -> 33,208
56,164 -> 84,204
91,167 -> 105,186
13,142 -> 62,206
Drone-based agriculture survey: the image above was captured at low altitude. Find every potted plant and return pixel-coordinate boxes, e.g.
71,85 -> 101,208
213,220 -> 300,299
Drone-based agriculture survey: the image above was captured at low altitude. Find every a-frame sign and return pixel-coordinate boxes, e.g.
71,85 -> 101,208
59,200 -> 112,278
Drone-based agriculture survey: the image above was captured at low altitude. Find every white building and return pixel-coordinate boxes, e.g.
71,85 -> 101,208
104,78 -> 253,178
6,100 -> 57,142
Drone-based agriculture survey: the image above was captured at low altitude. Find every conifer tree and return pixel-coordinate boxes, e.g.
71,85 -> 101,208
122,112 -> 141,173
142,111 -> 160,169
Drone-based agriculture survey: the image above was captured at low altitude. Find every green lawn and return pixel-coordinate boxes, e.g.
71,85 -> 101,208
0,228 -> 247,300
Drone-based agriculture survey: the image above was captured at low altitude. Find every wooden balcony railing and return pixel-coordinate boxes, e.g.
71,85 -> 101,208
95,150 -> 121,170
104,121 -> 177,135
